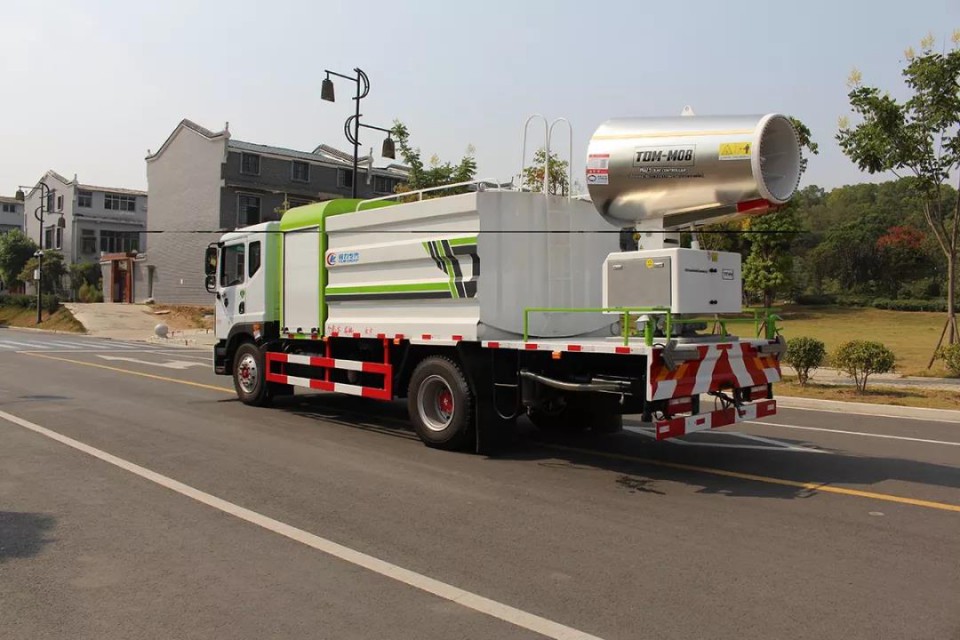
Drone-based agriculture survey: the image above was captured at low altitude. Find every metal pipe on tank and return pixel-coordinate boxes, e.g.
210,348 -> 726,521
546,117 -> 573,198
520,114 -> 548,190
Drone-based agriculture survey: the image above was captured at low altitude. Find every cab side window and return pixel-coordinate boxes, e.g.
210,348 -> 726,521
248,241 -> 261,278
220,244 -> 245,287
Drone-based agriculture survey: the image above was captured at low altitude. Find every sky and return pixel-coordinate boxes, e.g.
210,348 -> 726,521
1,0 -> 958,196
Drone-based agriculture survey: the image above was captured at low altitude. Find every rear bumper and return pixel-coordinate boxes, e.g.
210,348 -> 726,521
655,399 -> 776,440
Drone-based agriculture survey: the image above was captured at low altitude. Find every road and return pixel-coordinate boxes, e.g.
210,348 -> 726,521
1,328 -> 957,640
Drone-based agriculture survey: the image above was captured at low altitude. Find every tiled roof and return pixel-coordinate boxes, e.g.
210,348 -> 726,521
77,184 -> 147,196
0,195 -> 21,204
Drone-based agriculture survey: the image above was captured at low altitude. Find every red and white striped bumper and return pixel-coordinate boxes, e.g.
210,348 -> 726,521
264,352 -> 392,400
655,400 -> 776,440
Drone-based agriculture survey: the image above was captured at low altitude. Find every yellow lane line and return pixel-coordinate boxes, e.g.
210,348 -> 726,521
21,352 -> 233,394
21,351 -> 960,514
544,444 -> 960,514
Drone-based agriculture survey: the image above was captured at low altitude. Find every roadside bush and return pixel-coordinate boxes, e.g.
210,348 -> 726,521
872,298 -> 952,312
794,293 -> 837,306
784,337 -> 826,386
78,282 -> 104,303
831,340 -> 896,393
42,294 -> 59,315
936,343 -> 960,377
0,294 -> 34,308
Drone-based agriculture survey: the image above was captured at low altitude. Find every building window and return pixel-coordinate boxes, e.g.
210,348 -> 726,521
292,161 -> 310,182
373,176 -> 394,194
337,169 -> 353,189
238,194 -> 261,226
78,190 -> 93,207
46,193 -> 54,212
81,229 -> 97,255
100,230 -> 140,253
105,193 -> 137,211
56,195 -> 63,210
248,241 -> 261,277
56,227 -> 63,250
44,227 -> 54,249
241,153 -> 260,175
220,243 -> 245,287
0,203 -> 16,213
288,198 -> 312,208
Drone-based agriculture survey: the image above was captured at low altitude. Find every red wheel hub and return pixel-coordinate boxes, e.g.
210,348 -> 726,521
437,389 -> 454,414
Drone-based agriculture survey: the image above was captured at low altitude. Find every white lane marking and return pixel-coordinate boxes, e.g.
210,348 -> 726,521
622,425 -> 826,453
0,410 -> 604,640
780,404 -> 960,424
0,340 -> 51,349
96,355 -> 206,370
749,421 -> 960,447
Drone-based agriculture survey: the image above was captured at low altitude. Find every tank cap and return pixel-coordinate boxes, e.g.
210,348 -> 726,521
680,105 -> 696,116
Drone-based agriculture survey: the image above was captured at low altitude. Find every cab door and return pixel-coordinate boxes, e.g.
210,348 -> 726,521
216,240 -> 246,340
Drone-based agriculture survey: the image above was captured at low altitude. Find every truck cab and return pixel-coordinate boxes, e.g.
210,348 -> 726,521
205,222 -> 281,374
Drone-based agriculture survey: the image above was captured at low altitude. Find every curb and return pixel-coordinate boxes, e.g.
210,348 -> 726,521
773,395 -> 960,424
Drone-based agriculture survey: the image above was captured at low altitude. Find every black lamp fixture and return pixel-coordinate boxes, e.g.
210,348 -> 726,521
321,67 -> 398,196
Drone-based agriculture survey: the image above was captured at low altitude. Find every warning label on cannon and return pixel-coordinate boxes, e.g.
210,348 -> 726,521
719,141 -> 752,160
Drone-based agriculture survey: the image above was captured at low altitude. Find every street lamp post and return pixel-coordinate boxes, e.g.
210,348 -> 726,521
321,67 -> 396,198
16,182 -> 65,324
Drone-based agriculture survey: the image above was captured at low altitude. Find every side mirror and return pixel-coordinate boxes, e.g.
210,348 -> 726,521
204,246 -> 218,276
205,274 -> 217,293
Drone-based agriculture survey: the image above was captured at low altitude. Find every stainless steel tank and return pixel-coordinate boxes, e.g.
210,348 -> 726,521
585,114 -> 801,227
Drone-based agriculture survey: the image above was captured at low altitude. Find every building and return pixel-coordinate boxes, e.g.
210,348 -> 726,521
20,171 -> 148,302
0,195 -> 24,233
145,119 -> 408,304
21,170 -> 147,264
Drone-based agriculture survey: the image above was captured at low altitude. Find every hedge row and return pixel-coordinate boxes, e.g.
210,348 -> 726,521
0,293 -> 60,314
794,293 -> 956,312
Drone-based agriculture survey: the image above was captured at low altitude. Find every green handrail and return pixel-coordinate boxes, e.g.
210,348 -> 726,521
522,305 -> 782,347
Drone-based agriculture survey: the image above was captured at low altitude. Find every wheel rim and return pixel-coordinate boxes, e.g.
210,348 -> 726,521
237,353 -> 259,394
417,375 -> 455,432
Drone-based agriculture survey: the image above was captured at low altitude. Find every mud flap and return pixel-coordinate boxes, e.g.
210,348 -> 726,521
459,344 -> 516,455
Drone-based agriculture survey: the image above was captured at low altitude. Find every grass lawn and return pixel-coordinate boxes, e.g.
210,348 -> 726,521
776,379 -> 960,411
0,305 -> 85,332
775,305 -> 953,377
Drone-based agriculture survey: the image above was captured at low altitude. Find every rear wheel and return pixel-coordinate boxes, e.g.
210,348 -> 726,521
233,342 -> 273,406
408,356 -> 474,450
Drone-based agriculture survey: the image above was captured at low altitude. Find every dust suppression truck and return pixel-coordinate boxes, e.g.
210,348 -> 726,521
205,111 -> 802,452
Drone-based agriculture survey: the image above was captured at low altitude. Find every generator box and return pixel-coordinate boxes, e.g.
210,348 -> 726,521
602,248 -> 742,315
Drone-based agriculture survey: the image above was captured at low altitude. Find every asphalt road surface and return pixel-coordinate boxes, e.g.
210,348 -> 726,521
1,328 -> 958,640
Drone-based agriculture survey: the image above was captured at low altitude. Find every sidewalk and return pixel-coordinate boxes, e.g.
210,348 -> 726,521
64,303 -> 217,348
782,365 -> 960,392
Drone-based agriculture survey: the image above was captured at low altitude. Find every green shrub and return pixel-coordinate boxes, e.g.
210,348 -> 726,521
42,294 -> 59,315
784,337 -> 826,386
872,298 -> 953,312
77,282 -> 104,303
794,293 -> 837,306
936,343 -> 960,377
831,340 -> 896,392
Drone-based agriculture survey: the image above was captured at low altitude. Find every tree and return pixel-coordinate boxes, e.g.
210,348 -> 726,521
69,262 -> 102,297
740,117 -> 819,306
831,340 -> 896,392
390,121 -> 477,197
19,251 -> 67,296
521,148 -> 570,195
837,32 -> 960,362
0,230 -> 38,292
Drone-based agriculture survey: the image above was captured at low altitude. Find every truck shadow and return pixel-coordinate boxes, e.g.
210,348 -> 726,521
274,394 -> 960,503
0,512 -> 56,562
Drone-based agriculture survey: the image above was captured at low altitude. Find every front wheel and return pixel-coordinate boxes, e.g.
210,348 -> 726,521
233,342 -> 273,406
408,356 -> 474,450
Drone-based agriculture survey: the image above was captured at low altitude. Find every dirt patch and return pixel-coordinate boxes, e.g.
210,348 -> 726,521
0,305 -> 85,333
148,305 -> 214,331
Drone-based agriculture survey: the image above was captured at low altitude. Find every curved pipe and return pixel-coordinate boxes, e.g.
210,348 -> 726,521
520,370 -> 631,394
519,114 -> 548,189
546,117 -> 573,198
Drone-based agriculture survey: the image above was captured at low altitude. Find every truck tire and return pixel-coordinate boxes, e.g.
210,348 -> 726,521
233,342 -> 273,407
408,356 -> 474,450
